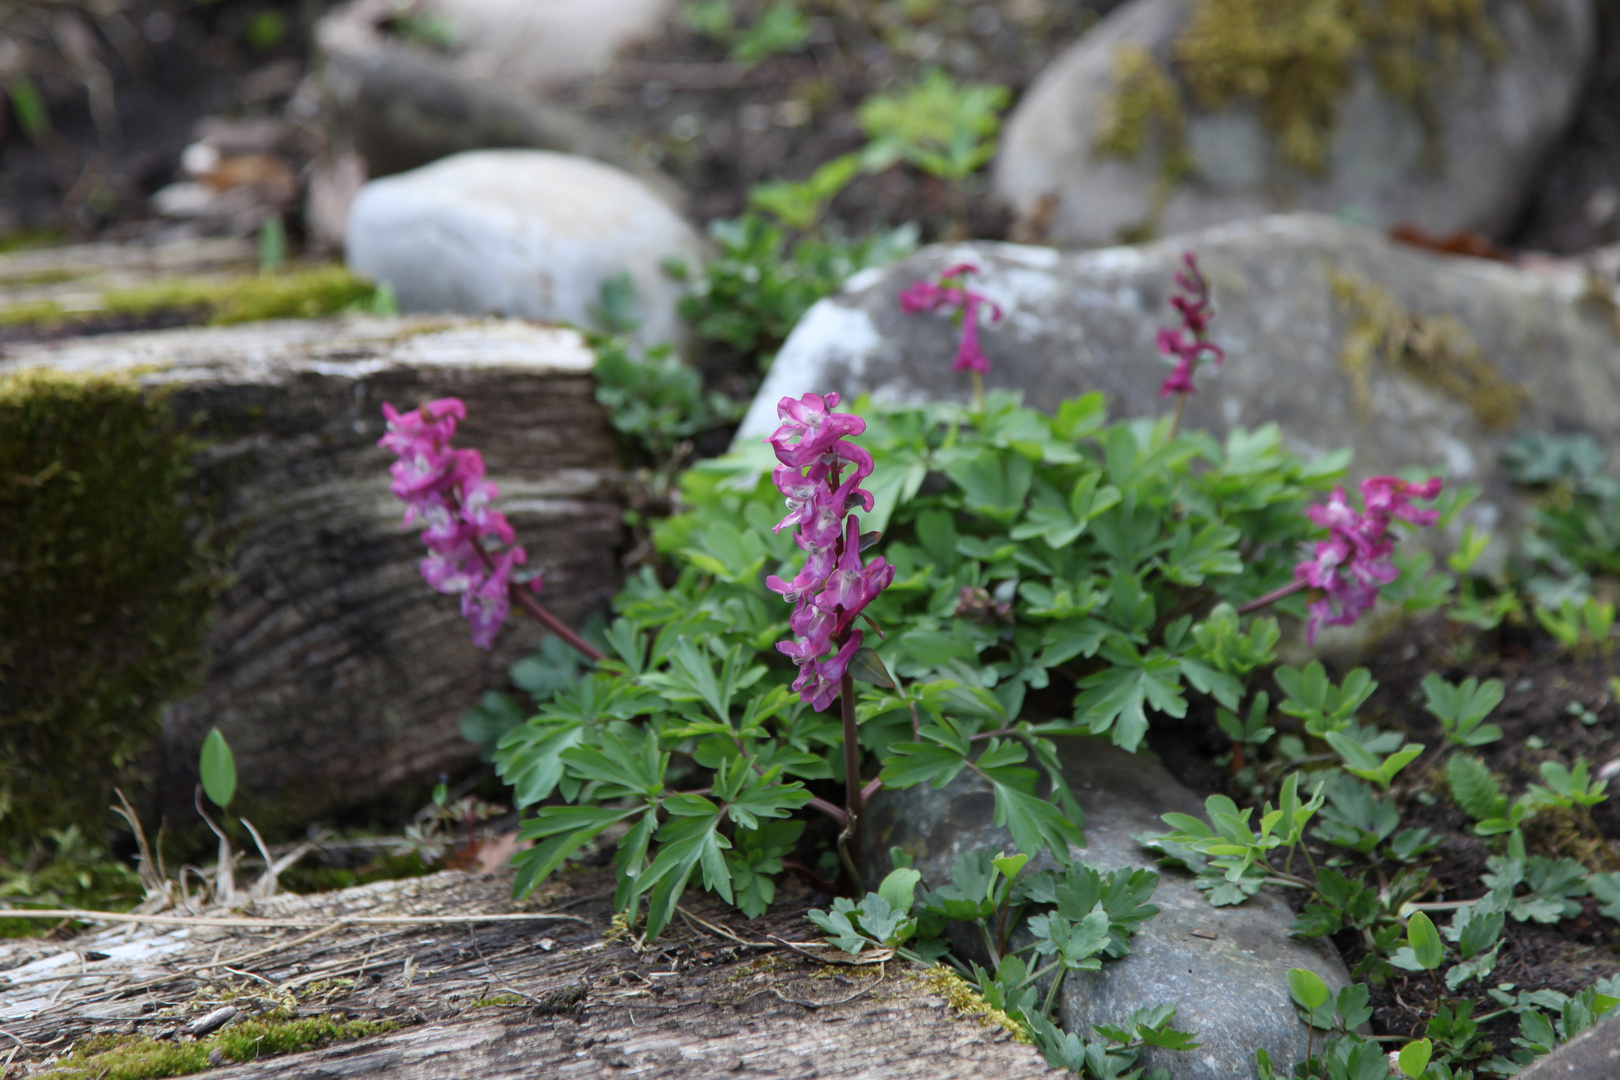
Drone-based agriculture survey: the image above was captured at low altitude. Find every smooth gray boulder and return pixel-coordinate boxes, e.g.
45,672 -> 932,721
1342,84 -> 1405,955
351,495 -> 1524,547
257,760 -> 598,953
318,31 -> 625,178
346,150 -> 703,352
1516,1008 -> 1620,1079
993,0 -> 1595,247
864,737 -> 1352,1080
738,214 -> 1620,557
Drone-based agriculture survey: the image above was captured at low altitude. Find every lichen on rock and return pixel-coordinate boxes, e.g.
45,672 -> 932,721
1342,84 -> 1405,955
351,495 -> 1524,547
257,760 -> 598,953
0,369 -> 225,851
1096,0 -> 1506,177
1329,266 -> 1527,430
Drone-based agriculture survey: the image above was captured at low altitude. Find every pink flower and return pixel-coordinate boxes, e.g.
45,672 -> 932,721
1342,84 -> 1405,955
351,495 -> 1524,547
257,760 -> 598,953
766,393 -> 894,711
380,398 -> 540,650
1292,476 -> 1442,643
898,264 -> 1004,376
1156,252 -> 1223,398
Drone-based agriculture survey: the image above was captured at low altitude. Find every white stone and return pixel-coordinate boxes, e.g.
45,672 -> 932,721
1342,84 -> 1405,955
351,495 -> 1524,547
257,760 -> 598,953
994,0 -> 1596,247
419,0 -> 673,90
737,214 -> 1620,571
345,150 -> 702,351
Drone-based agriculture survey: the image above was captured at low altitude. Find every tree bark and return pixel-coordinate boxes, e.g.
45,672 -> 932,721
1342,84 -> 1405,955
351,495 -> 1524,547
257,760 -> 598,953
0,315 -> 623,828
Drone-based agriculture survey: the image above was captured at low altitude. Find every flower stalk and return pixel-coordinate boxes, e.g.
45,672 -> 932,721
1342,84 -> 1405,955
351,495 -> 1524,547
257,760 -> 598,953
764,391 -> 893,892
1156,251 -> 1223,436
379,397 -> 600,661
898,263 -> 1003,413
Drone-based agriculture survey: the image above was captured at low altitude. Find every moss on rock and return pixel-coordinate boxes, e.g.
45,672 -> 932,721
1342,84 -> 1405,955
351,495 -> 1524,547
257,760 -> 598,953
0,369 -> 225,852
0,265 -> 382,331
1097,0 -> 1505,177
42,1010 -> 398,1079
1329,266 -> 1526,429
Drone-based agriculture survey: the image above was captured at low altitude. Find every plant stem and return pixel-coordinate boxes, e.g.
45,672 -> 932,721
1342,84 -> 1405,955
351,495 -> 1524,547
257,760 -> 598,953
971,371 -> 985,415
1168,392 -> 1188,438
1236,579 -> 1308,616
838,666 -> 864,894
508,585 -> 604,662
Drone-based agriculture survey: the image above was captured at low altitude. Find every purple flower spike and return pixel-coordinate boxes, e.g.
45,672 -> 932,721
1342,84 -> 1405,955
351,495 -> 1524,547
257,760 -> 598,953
1156,252 -> 1223,399
1292,475 -> 1443,644
898,264 -> 1004,377
766,393 -> 894,711
380,398 -> 540,650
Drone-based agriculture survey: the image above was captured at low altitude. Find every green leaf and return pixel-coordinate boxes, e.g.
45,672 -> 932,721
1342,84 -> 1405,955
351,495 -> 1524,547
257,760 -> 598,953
1409,911 -> 1444,970
199,728 -> 236,810
944,450 -> 1033,526
1288,968 -> 1331,1010
985,775 -> 1084,862
1073,646 -> 1186,752
848,647 -> 896,688
878,868 -> 922,914
1447,754 -> 1507,822
880,741 -> 971,789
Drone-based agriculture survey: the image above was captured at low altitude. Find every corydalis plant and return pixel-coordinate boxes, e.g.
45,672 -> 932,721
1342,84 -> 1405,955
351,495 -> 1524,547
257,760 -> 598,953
898,262 -> 1004,411
766,393 -> 895,710
1157,251 -> 1223,433
380,398 -> 600,659
766,391 -> 894,886
1242,475 -> 1444,643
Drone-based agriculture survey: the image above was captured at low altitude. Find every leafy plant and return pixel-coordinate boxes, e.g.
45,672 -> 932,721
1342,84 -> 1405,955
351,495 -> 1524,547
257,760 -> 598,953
1421,673 -> 1504,747
749,155 -> 861,232
684,0 -> 811,63
667,215 -> 917,368
1502,430 -> 1620,583
857,68 -> 1011,183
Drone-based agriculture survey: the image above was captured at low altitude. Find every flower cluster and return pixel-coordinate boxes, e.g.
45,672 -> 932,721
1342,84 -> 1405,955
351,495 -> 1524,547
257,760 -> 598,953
1294,476 -> 1443,643
379,398 -> 538,649
1157,252 -> 1224,398
764,393 -> 895,711
898,262 -> 1004,375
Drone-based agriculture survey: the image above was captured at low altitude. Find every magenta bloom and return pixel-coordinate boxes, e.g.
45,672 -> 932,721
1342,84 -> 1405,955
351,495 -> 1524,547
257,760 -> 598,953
765,393 -> 894,711
1293,475 -> 1443,644
1157,252 -> 1224,398
898,263 -> 1004,376
380,398 -> 539,649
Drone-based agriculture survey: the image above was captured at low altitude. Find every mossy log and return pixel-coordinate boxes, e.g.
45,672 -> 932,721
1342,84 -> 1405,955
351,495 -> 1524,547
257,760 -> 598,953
0,316 -> 622,832
0,869 -> 1056,1080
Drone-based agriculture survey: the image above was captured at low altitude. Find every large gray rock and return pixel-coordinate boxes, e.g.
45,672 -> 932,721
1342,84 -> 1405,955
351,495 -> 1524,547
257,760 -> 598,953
346,150 -> 703,352
314,0 -> 670,190
738,214 -> 1620,557
416,0 -> 674,91
864,737 -> 1352,1080
1516,1009 -> 1620,1079
994,0 -> 1595,247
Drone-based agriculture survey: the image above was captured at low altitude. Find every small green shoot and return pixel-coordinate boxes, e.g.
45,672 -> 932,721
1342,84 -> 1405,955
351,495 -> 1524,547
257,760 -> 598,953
1421,673 -> 1504,747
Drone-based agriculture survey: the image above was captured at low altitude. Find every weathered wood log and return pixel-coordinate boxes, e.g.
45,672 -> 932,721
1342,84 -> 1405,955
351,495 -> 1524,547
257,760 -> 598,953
0,316 -> 623,829
0,869 -> 1058,1079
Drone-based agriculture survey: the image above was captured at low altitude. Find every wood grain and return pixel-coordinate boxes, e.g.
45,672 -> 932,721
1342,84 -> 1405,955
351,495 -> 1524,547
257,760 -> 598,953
1,316 -> 624,825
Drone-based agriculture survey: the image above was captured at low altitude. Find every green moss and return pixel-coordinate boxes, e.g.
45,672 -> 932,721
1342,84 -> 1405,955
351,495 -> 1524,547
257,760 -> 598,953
916,967 -> 1031,1043
1097,0 -> 1505,177
470,994 -> 526,1008
1329,267 -> 1526,429
1094,45 -> 1196,242
0,265 -> 380,331
43,1011 -> 399,1079
0,370 -> 226,851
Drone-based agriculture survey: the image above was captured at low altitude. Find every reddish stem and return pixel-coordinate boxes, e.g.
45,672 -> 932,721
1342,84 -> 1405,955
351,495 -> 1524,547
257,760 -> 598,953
839,662 -> 864,891
508,584 -> 604,663
1236,578 -> 1307,616
806,796 -> 848,826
